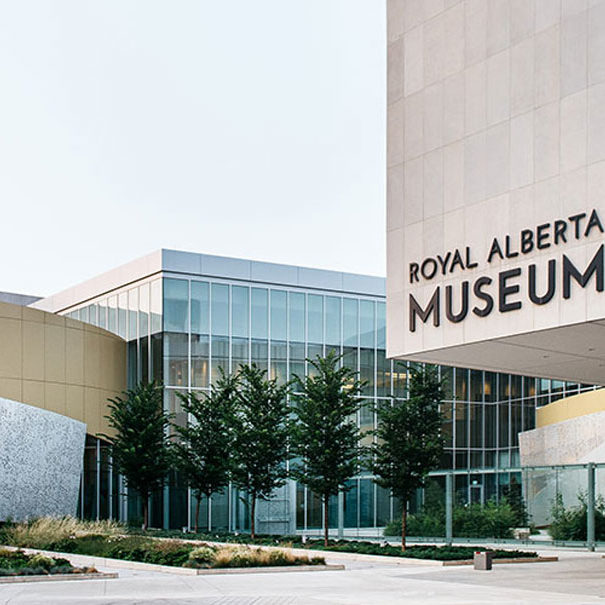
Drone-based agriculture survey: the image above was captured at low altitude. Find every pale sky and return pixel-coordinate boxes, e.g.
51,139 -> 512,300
0,1 -> 386,296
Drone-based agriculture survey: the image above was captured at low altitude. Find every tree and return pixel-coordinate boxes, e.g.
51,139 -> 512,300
371,365 -> 444,550
501,476 -> 528,527
172,371 -> 238,532
100,382 -> 172,530
290,351 -> 365,546
231,363 -> 291,539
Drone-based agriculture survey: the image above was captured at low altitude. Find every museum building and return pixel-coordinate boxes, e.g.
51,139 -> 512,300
387,0 -> 605,485
0,248 -> 587,531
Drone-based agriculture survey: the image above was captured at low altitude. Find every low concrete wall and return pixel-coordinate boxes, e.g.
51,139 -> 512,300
0,397 -> 85,521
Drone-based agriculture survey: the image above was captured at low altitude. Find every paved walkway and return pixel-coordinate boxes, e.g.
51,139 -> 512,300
1,549 -> 604,604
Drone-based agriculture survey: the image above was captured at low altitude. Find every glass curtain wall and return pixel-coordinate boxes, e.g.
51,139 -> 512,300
66,275 -> 598,529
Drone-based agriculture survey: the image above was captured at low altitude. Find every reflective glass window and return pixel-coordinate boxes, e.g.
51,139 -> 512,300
211,284 -> 229,336
98,300 -> 107,329
80,306 -> 89,323
359,300 -> 375,348
191,281 -> 209,334
164,278 -> 189,333
289,292 -> 305,342
118,292 -> 127,339
191,334 -> 209,387
108,296 -> 117,334
470,370 -> 483,402
150,279 -> 162,334
325,296 -> 341,346
455,368 -> 468,400
128,289 -> 138,341
211,336 -> 229,382
343,299 -> 358,347
270,290 -> 287,341
251,288 -> 268,339
232,286 -> 249,339
307,295 -> 323,344
377,302 -> 386,349
139,284 -> 149,338
164,333 -> 188,387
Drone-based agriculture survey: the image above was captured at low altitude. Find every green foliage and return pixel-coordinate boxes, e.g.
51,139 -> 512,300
230,363 -> 291,537
172,370 -> 238,530
0,523 -> 323,569
295,540 -> 537,561
549,492 -> 605,541
384,498 -> 517,539
0,548 -> 79,576
501,477 -> 528,527
100,382 -> 172,529
371,365 -> 444,547
290,351 -> 365,545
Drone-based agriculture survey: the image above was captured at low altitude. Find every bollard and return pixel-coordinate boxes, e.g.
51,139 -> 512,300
473,551 -> 493,571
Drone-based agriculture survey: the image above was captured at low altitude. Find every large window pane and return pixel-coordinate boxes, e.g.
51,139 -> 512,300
289,292 -> 305,342
139,284 -> 149,338
191,281 -> 210,335
377,302 -> 386,348
128,289 -> 138,341
164,278 -> 189,333
164,333 -> 188,387
307,295 -> 323,344
211,284 -> 229,337
150,279 -> 163,334
232,286 -> 249,338
211,336 -> 228,382
359,300 -> 375,348
325,296 -> 341,346
360,349 -> 374,396
191,334 -> 209,387
343,299 -> 358,347
108,295 -> 117,334
270,290 -> 287,341
251,288 -> 268,339
118,292 -> 127,339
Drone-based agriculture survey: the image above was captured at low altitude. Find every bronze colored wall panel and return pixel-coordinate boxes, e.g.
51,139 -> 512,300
0,302 -> 126,436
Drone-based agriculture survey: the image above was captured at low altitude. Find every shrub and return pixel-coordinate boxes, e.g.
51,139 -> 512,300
28,554 -> 54,570
1,517 -> 122,549
384,499 -> 516,539
186,546 -> 217,568
549,493 -> 605,541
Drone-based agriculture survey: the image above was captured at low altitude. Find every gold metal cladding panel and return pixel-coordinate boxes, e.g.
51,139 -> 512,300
537,389 -> 605,428
0,301 -> 126,437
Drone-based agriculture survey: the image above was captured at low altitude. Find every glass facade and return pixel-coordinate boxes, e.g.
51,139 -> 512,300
65,272 -> 598,530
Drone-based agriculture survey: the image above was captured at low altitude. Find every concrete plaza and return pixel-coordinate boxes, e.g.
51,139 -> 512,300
1,548 -> 604,604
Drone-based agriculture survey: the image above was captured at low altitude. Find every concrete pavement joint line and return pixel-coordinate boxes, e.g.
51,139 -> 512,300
0,545 -> 343,576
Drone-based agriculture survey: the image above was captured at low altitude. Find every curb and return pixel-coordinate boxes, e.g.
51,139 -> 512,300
442,556 -> 559,567
0,572 -> 118,584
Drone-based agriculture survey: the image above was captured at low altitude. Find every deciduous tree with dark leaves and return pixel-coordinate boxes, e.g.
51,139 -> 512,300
290,351 -> 365,546
172,370 -> 238,532
100,382 -> 172,530
231,364 -> 291,539
371,365 -> 444,550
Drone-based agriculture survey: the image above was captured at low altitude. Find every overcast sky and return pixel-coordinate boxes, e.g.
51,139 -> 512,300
0,1 -> 385,296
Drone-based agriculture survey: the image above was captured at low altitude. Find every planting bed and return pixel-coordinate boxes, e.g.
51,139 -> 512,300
0,548 -> 109,582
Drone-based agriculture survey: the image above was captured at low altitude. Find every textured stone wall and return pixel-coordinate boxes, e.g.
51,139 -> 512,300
0,397 -> 85,521
519,412 -> 605,525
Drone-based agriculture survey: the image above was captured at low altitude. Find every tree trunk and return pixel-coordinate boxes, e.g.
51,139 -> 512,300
324,495 -> 329,547
142,496 -> 149,531
207,494 -> 212,532
401,504 -> 407,551
194,495 -> 201,533
250,494 -> 256,540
